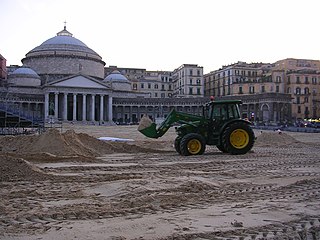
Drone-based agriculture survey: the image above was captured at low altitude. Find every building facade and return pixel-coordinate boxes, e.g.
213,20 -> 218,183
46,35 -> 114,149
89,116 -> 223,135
0,27 -> 207,128
172,64 -> 204,98
205,59 -> 320,124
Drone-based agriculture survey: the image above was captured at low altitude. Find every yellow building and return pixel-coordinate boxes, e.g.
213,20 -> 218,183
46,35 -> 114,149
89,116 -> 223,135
204,58 -> 320,123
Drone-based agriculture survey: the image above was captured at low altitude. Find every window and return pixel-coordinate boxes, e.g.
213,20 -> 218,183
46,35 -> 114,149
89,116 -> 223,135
239,86 -> 243,94
261,86 -> 265,93
287,87 -> 291,93
133,83 -> 137,90
296,97 -> 300,104
249,86 -> 255,94
161,84 -> 165,90
155,84 -> 158,89
304,87 -> 310,94
196,79 -> 201,85
312,77 -> 317,84
141,83 -> 144,89
161,93 -> 165,98
189,69 -> 193,76
287,76 -> 291,84
189,79 -> 192,85
305,97 -> 309,103
197,70 -> 200,76
298,106 -> 301,113
276,85 -> 279,93
276,76 -> 281,82
296,76 -> 300,84
155,93 -> 158,97
305,76 -> 309,84
148,83 -> 151,89
296,87 -> 301,94
197,88 -> 201,95
189,87 -> 193,95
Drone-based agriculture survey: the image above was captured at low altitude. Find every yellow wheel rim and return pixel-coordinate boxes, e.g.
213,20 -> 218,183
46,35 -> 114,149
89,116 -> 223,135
187,139 -> 202,154
230,129 -> 249,149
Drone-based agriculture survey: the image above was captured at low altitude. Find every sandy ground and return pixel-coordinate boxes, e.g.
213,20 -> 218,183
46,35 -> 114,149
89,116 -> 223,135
0,124 -> 320,240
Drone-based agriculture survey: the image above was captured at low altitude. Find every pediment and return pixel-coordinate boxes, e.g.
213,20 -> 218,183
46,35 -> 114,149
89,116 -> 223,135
50,75 -> 109,89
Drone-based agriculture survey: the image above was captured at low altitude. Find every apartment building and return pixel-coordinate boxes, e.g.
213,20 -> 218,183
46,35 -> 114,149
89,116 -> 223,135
204,58 -> 320,123
204,61 -> 291,123
172,64 -> 204,98
0,54 -> 7,81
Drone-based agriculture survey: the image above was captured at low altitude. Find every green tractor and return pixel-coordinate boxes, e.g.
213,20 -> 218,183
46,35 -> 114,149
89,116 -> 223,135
138,99 -> 255,156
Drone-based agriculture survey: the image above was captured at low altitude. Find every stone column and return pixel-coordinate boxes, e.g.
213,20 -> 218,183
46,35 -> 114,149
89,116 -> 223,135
137,106 -> 140,122
82,94 -> 87,122
63,93 -> 68,121
100,95 -> 104,122
54,92 -> 59,120
73,93 -> 77,121
129,105 -> 132,123
108,96 -> 113,122
91,94 -> 95,121
44,92 -> 49,122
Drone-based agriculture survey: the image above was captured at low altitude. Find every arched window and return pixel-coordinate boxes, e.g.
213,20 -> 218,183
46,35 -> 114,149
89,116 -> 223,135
304,87 -> 309,94
287,87 -> 291,93
295,87 -> 301,94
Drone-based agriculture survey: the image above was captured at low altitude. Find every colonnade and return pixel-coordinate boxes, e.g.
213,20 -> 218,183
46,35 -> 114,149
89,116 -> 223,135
113,105 -> 202,124
44,92 -> 112,123
241,102 -> 291,123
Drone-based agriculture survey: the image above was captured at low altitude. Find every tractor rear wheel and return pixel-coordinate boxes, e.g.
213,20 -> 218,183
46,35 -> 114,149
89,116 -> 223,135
180,133 -> 206,156
174,137 -> 182,155
222,122 -> 254,155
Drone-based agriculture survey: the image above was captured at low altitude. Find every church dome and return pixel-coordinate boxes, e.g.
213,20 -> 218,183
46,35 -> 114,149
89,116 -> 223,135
8,67 -> 41,86
104,70 -> 129,81
27,27 -> 99,57
22,26 -> 105,81
103,70 -> 131,91
11,67 -> 40,78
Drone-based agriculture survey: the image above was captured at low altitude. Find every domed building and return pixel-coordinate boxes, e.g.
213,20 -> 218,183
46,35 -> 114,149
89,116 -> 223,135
0,26 -> 207,130
103,70 -> 131,92
8,67 -> 41,87
0,26 -> 115,127
22,26 -> 105,84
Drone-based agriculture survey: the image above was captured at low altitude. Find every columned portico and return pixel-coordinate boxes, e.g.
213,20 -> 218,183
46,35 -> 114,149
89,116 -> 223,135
44,91 -> 113,124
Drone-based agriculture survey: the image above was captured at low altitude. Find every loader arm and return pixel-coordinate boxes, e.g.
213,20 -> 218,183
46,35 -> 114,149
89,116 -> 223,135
138,109 -> 203,138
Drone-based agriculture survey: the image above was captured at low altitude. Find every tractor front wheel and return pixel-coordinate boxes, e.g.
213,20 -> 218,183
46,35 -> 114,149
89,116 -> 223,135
180,133 -> 206,156
222,122 -> 254,155
174,137 -> 182,155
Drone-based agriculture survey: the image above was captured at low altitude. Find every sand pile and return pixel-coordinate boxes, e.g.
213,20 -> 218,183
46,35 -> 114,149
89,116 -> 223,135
0,155 -> 49,182
137,115 -> 153,131
0,128 -> 160,158
255,131 -> 300,147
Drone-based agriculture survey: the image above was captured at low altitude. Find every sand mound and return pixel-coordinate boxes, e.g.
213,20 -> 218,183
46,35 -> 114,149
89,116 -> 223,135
255,131 -> 300,147
137,115 -> 153,131
0,155 -> 49,182
0,128 -> 161,158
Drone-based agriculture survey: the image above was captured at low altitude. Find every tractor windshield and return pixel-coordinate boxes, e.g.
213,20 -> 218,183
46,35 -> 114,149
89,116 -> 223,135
211,103 -> 240,121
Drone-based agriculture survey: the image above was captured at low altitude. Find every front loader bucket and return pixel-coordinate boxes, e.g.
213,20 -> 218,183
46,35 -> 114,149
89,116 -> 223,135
138,115 -> 159,138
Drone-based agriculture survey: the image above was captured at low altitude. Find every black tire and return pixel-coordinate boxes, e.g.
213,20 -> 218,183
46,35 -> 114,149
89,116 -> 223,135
216,144 -> 228,153
222,122 -> 254,155
180,133 -> 206,156
174,137 -> 182,155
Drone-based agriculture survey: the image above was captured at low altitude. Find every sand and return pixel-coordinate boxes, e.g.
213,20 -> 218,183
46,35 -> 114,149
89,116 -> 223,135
0,126 -> 320,240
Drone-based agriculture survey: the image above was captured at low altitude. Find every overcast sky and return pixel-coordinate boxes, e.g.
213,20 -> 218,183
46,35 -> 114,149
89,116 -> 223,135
1,0 -> 319,73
